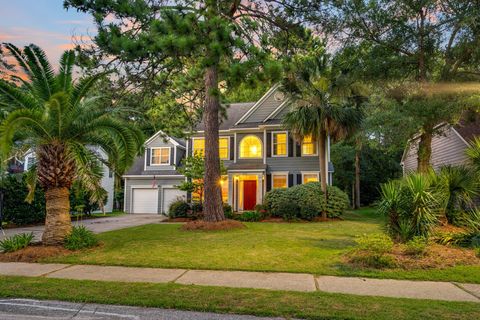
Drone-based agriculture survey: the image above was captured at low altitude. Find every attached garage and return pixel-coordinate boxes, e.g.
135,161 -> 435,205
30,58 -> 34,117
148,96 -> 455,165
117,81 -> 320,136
161,188 -> 186,214
132,188 -> 158,214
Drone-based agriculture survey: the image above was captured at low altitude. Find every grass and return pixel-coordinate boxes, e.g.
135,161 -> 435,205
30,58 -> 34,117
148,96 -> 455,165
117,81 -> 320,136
0,276 -> 478,320
45,208 -> 480,283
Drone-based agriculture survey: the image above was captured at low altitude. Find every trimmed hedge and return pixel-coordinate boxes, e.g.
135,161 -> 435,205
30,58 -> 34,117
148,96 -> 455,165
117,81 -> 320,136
264,182 -> 349,220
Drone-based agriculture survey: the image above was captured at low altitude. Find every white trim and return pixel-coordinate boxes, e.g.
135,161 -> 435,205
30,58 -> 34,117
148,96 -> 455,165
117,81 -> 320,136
174,146 -> 177,167
263,99 -> 289,122
263,129 -> 267,164
271,131 -> 289,157
271,171 -> 289,189
144,150 -> 147,171
301,171 -> 320,184
235,84 -> 281,125
301,137 -> 318,157
451,127 -> 471,147
144,130 -> 185,148
150,147 -> 171,166
227,169 -> 266,172
122,174 -> 184,178
234,132 -> 237,163
238,135 -> 263,159
123,177 -> 127,213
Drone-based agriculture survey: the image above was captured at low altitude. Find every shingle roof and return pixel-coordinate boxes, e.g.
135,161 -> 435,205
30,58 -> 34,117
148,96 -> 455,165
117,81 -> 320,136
196,102 -> 256,131
124,155 -> 183,176
454,113 -> 480,143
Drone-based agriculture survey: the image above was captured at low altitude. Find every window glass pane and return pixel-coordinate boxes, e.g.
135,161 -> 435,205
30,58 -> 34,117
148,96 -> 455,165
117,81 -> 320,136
219,137 -> 229,160
193,139 -> 205,156
160,148 -> 170,164
272,175 -> 287,189
273,133 -> 287,156
239,135 -> 262,158
220,175 -> 228,202
303,174 -> 318,184
302,135 -> 316,155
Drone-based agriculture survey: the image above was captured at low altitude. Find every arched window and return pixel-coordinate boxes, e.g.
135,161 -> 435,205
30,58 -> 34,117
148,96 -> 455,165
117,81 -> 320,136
239,135 -> 263,159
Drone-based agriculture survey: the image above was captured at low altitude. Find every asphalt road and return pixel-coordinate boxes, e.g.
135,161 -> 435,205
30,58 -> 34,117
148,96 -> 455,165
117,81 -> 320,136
0,299 -> 296,320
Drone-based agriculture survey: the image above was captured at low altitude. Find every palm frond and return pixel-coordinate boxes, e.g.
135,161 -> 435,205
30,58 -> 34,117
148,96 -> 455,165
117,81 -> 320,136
0,80 -> 41,110
24,164 -> 38,203
22,45 -> 57,100
3,43 -> 33,79
70,73 -> 107,107
57,50 -> 76,92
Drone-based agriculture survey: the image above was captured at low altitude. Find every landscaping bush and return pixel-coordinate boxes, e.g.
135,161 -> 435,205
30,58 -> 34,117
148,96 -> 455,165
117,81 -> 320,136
1,174 -> 45,225
351,233 -> 396,268
254,204 -> 268,217
263,183 -> 349,220
237,211 -> 262,222
191,202 -> 203,214
0,233 -> 34,253
168,199 -> 190,218
223,203 -> 233,219
64,226 -> 98,250
404,236 -> 428,256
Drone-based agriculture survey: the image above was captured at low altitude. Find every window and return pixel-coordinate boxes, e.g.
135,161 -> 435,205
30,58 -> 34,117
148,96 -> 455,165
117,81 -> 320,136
193,137 -> 229,160
151,147 -> 170,165
272,174 -> 288,189
239,135 -> 262,159
303,173 -> 319,184
272,132 -> 287,157
220,175 -> 228,202
302,135 -> 317,156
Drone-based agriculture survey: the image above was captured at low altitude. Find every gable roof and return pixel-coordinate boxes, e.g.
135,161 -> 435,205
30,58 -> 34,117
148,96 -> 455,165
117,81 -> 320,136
235,84 -> 281,125
144,130 -> 186,148
195,102 -> 255,131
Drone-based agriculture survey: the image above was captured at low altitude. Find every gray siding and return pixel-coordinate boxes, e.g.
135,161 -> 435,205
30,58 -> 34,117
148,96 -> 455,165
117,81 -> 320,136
243,90 -> 284,123
272,103 -> 291,120
402,126 -> 470,174
124,177 -> 185,214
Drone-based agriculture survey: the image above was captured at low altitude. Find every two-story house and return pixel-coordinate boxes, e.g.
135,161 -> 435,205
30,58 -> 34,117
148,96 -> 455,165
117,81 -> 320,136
123,85 -> 334,214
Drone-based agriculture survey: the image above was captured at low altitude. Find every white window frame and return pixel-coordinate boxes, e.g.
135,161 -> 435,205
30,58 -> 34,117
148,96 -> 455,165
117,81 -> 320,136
239,135 -> 263,159
271,131 -> 288,157
192,136 -> 230,160
271,171 -> 289,189
150,147 -> 170,166
301,136 -> 318,157
301,171 -> 320,184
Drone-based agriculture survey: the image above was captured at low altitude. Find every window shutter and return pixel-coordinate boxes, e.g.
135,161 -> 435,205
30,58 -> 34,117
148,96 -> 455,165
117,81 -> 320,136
288,135 -> 294,157
296,142 -> 301,157
187,140 -> 192,156
170,147 -> 175,165
296,174 -> 302,185
266,132 -> 272,157
146,148 -> 151,166
288,174 -> 294,187
230,136 -> 234,160
266,174 -> 272,192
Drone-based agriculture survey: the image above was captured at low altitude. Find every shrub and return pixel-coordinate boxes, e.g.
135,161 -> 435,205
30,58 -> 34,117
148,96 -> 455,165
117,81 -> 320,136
263,188 -> 289,217
64,226 -> 98,250
351,233 -> 396,268
223,203 -> 233,219
300,204 -> 318,221
254,204 -> 268,216
237,211 -> 262,222
277,200 -> 300,221
404,236 -> 428,256
0,233 -> 34,253
168,199 -> 190,218
191,202 -> 203,214
2,174 -> 45,225
324,186 -> 350,218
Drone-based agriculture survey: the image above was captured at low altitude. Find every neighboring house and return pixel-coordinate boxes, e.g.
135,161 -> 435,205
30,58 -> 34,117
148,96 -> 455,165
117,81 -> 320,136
124,85 -> 334,214
401,115 -> 480,174
23,147 -> 115,213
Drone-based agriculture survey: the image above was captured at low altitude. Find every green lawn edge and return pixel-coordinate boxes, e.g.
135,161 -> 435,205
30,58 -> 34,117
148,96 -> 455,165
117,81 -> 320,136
0,276 -> 478,320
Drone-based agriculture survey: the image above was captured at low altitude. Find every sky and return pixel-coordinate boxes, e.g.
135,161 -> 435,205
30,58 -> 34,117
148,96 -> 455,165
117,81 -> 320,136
0,0 -> 95,68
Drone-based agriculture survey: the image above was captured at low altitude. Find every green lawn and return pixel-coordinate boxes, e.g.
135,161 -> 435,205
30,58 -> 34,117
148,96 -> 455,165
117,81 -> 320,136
46,208 -> 480,283
0,276 -> 478,320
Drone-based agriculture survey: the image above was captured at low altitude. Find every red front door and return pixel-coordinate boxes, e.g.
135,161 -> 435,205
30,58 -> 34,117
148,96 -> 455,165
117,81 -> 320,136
243,180 -> 257,210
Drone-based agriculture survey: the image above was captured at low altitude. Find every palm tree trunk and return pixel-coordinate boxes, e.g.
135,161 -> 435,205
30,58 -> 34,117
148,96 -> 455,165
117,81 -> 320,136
202,65 -> 225,222
417,131 -> 432,173
319,130 -> 328,219
42,187 -> 72,245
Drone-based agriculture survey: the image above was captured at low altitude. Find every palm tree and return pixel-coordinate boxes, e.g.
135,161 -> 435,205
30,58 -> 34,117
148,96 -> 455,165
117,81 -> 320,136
466,137 -> 480,172
0,44 -> 143,245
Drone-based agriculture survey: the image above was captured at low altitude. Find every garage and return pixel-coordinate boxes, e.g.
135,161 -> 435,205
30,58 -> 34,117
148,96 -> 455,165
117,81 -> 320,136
132,188 -> 158,214
162,188 -> 186,214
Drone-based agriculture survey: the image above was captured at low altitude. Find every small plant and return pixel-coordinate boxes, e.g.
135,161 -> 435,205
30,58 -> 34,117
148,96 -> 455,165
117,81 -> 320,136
237,211 -> 262,222
404,236 -> 428,256
168,199 -> 190,218
350,233 -> 396,269
64,226 -> 98,250
223,203 -> 233,219
0,233 -> 34,253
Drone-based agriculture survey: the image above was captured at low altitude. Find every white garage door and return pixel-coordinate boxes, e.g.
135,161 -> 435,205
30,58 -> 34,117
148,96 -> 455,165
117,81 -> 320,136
162,188 -> 186,214
132,188 -> 158,214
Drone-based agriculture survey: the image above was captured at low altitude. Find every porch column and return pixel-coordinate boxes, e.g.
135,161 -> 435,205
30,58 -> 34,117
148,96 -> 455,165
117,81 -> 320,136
227,173 -> 234,207
256,173 -> 263,205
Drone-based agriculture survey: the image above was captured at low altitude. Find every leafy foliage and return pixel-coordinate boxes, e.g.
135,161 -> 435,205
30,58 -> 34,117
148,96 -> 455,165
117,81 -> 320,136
466,137 -> 480,172
0,233 -> 34,253
351,234 -> 396,269
404,237 -> 428,257
168,199 -> 190,219
64,225 -> 99,250
236,211 -> 262,222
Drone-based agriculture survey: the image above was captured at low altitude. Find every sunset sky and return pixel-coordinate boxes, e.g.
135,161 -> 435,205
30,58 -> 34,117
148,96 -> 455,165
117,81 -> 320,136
0,0 -> 95,67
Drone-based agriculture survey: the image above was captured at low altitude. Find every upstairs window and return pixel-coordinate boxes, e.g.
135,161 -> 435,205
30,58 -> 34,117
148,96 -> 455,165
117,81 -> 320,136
239,135 -> 262,159
151,147 -> 170,165
193,137 -> 229,160
272,132 -> 287,157
302,135 -> 317,156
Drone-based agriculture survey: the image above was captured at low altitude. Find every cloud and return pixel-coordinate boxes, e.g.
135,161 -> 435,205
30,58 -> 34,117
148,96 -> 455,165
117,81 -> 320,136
56,19 -> 91,25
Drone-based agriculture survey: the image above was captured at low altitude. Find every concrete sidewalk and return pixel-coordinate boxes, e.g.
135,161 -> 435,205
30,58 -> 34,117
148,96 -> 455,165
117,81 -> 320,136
0,214 -> 166,241
0,262 -> 479,303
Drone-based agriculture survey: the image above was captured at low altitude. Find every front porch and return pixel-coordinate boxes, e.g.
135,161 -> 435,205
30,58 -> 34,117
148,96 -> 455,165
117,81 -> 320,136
226,171 -> 265,212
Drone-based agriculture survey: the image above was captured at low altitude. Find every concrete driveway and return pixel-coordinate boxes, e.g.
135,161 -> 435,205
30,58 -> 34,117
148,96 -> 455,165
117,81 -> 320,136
0,214 -> 166,241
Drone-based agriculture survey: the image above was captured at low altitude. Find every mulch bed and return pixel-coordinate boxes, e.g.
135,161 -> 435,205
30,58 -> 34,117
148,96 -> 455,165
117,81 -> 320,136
0,244 -> 72,263
181,219 -> 246,231
166,217 -> 194,222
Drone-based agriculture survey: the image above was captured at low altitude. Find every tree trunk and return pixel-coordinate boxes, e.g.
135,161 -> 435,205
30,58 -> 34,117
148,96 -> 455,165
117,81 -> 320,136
354,147 -> 361,210
202,65 -> 225,222
417,131 -> 433,173
319,130 -> 328,219
42,187 -> 72,245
